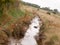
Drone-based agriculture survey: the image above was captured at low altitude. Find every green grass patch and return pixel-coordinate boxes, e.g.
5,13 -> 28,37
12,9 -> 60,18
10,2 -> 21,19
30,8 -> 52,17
8,8 -> 25,18
51,35 -> 59,41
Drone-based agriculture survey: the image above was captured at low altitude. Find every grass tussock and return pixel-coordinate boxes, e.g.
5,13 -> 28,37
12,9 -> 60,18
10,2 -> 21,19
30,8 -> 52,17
0,2 -> 60,45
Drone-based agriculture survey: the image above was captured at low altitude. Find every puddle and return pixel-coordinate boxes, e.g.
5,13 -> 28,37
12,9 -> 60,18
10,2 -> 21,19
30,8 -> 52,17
8,16 -> 42,45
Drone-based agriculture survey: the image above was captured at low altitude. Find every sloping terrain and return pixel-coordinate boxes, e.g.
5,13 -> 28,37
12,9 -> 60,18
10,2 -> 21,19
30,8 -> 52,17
21,5 -> 60,45
0,1 -> 60,45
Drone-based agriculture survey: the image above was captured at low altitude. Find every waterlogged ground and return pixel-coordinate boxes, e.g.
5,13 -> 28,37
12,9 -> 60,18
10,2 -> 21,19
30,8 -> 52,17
8,16 -> 42,45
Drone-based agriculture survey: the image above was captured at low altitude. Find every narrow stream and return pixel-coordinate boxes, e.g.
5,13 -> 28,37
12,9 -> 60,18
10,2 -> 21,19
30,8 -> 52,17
8,16 -> 42,45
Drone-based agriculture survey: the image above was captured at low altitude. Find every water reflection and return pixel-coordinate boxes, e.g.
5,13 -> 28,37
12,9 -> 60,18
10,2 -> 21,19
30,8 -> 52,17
8,16 -> 42,45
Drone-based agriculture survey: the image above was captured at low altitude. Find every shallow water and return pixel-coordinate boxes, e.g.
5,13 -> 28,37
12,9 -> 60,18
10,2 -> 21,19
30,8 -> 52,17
8,16 -> 42,45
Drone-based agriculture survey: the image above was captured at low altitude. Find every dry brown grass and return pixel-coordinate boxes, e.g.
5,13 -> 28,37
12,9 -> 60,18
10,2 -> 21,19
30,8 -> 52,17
21,5 -> 60,45
0,4 -> 60,45
0,13 -> 35,45
0,14 -> 12,26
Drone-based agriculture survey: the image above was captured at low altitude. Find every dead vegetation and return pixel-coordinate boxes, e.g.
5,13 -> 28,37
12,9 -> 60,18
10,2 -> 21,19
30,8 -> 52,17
0,1 -> 60,45
21,5 -> 60,45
